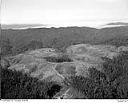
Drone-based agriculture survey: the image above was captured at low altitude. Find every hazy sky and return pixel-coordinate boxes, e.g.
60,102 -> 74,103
1,0 -> 128,27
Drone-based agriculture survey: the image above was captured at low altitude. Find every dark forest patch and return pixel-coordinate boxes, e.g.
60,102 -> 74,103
44,55 -> 73,63
1,68 -> 62,99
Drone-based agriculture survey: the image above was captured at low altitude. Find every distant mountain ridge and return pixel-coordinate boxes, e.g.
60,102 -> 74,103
98,22 -> 128,29
2,22 -> 128,30
106,22 -> 128,26
1,24 -> 49,29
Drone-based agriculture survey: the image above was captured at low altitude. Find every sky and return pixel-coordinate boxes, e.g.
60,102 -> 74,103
1,0 -> 128,27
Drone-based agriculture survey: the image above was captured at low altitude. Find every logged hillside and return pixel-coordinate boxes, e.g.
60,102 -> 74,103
1,26 -> 128,56
1,49 -> 128,99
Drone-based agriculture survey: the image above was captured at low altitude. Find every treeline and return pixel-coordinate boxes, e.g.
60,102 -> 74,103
70,51 -> 128,99
1,67 -> 62,99
0,38 -> 13,56
1,35 -> 128,57
0,39 -> 44,56
15,40 -> 43,54
97,37 -> 128,47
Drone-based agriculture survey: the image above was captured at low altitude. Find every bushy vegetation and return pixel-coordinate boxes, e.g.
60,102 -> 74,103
1,68 -> 62,99
70,51 -> 128,99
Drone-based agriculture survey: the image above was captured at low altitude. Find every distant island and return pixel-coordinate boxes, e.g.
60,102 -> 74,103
1,24 -> 50,29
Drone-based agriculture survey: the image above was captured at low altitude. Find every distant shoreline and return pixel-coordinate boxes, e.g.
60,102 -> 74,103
1,24 -> 128,30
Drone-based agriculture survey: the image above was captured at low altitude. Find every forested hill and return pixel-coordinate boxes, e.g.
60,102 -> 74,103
1,26 -> 128,55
